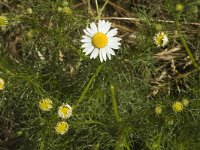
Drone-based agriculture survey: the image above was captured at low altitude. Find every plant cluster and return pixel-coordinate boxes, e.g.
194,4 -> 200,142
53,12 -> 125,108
0,0 -> 200,149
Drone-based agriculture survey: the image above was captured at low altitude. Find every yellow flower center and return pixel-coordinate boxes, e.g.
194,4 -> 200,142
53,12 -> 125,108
0,16 -> 8,26
39,99 -> 52,111
172,101 -> 183,112
60,107 -> 69,115
62,7 -> 72,14
155,106 -> 162,115
40,103 -> 48,110
92,32 -> 108,48
57,123 -> 66,131
176,4 -> 184,12
182,98 -> 189,107
55,122 -> 68,134
156,34 -> 164,45
0,80 -> 4,90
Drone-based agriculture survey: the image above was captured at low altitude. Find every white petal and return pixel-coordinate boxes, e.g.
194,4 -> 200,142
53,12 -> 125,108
84,29 -> 92,37
83,47 -> 89,52
107,51 -> 111,60
105,47 -> 111,60
98,20 -> 106,32
101,48 -> 107,61
81,37 -> 91,43
109,41 -> 121,47
107,41 -> 121,49
90,48 -> 99,59
85,46 -> 94,55
83,44 -> 93,52
99,20 -> 107,32
93,48 -> 99,59
86,27 -> 95,36
98,20 -> 101,30
90,22 -> 98,33
107,46 -> 115,55
109,37 -> 121,43
107,42 -> 120,49
101,22 -> 111,34
106,28 -> 118,38
82,35 -> 89,39
90,49 -> 95,59
99,49 -> 103,62
81,43 -> 92,48
83,45 -> 91,52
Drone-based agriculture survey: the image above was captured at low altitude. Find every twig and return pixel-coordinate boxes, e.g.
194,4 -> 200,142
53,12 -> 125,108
107,1 -> 131,17
73,2 -> 84,9
112,23 -> 134,33
0,2 -> 10,8
102,17 -> 200,26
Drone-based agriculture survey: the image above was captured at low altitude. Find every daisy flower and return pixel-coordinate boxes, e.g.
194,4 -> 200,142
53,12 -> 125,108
58,103 -> 72,119
0,78 -> 5,90
55,121 -> 69,135
0,16 -> 8,27
81,20 -> 121,62
172,101 -> 183,113
39,98 -> 53,111
154,32 -> 168,47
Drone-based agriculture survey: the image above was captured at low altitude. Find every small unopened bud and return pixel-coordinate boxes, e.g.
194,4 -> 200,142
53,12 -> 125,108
176,4 -> 184,12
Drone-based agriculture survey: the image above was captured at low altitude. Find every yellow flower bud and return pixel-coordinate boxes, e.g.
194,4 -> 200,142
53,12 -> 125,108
172,101 -> 183,112
0,78 -> 5,90
0,16 -> 8,27
39,98 -> 53,111
182,98 -> 189,107
55,121 -> 69,135
176,4 -> 184,12
155,106 -> 162,115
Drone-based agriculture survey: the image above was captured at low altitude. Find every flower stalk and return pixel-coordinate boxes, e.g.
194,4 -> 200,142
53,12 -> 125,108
75,64 -> 103,108
110,84 -> 121,124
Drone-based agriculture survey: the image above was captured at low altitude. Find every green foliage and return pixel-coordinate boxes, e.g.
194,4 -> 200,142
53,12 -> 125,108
0,0 -> 200,149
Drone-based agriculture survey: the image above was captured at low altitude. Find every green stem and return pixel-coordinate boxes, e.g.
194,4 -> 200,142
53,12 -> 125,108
95,0 -> 109,20
74,64 -> 103,108
39,140 -> 44,150
176,22 -> 199,69
95,0 -> 100,19
87,0 -> 93,16
110,84 -> 121,124
39,129 -> 48,150
99,0 -> 110,17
